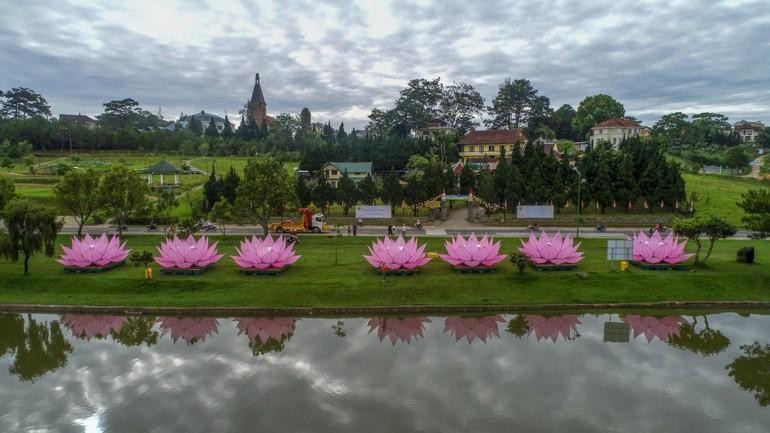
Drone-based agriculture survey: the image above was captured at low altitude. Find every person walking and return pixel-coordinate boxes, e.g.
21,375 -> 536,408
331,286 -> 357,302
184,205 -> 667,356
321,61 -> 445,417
387,224 -> 394,237
352,224 -> 358,236
347,225 -> 351,235
401,223 -> 407,236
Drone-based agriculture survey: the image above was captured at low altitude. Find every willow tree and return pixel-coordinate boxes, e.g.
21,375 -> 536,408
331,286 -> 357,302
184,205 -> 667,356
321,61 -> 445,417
0,198 -> 61,274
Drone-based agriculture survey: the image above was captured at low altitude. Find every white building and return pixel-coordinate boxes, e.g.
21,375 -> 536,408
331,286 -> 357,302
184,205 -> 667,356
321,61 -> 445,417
590,118 -> 650,149
733,120 -> 765,143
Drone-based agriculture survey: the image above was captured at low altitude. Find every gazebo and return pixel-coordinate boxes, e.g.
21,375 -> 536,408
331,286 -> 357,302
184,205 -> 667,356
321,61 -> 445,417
142,160 -> 182,186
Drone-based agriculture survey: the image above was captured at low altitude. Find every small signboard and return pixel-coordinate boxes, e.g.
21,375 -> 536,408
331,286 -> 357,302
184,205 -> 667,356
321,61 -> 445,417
603,322 -> 630,343
607,239 -> 633,261
355,205 -> 392,219
516,205 -> 554,219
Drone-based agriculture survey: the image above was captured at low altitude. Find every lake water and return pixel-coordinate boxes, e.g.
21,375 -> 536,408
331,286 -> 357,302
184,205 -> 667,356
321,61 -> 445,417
1,311 -> 769,432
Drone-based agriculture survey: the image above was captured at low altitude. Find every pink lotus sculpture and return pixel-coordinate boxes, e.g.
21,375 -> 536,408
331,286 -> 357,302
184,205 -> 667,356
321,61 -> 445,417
622,315 -> 686,342
57,233 -> 130,268
439,233 -> 507,268
62,314 -> 128,340
234,318 -> 298,344
519,231 -> 583,265
159,317 -> 220,344
154,235 -> 223,269
632,231 -> 692,264
525,315 -> 582,342
231,235 -> 301,270
364,235 -> 431,270
368,317 -> 431,345
444,316 -> 505,344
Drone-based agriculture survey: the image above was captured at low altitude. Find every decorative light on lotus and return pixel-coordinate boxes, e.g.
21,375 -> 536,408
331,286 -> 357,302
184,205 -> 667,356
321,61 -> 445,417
368,317 -> 431,345
364,235 -> 431,271
439,233 -> 507,268
154,235 -> 223,270
525,315 -> 582,342
159,317 -> 220,344
62,314 -> 128,340
444,316 -> 505,344
234,318 -> 298,344
622,315 -> 686,342
231,235 -> 301,271
632,231 -> 692,264
57,233 -> 130,269
519,231 -> 583,265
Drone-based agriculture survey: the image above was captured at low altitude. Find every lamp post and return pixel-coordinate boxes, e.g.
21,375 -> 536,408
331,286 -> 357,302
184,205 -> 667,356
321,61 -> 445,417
573,166 -> 582,238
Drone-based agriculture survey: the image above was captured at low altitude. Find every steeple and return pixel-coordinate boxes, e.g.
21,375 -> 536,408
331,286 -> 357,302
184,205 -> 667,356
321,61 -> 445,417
251,73 -> 266,105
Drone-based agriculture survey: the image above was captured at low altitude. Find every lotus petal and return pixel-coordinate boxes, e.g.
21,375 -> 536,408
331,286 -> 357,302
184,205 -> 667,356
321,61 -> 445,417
632,231 -> 693,265
58,233 -> 130,268
519,231 -> 584,265
363,235 -> 431,270
154,235 -> 223,269
230,235 -> 301,270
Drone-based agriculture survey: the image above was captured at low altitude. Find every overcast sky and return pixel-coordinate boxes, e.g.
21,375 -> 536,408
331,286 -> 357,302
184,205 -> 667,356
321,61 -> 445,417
1,0 -> 768,129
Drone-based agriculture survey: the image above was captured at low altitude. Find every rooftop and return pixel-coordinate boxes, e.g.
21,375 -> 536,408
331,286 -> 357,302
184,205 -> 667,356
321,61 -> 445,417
326,162 -> 373,174
592,118 -> 640,128
458,129 -> 528,145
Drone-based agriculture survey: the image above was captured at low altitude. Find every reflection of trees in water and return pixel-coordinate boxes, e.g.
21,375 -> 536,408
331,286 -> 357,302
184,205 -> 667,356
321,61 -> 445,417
726,342 -> 770,407
0,314 -> 73,382
668,315 -> 730,356
234,318 -> 297,357
506,314 -> 529,338
111,316 -> 159,347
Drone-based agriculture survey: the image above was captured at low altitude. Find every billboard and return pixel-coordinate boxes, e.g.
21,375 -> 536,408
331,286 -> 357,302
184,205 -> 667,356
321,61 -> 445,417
355,205 -> 392,219
516,205 -> 554,219
607,239 -> 633,260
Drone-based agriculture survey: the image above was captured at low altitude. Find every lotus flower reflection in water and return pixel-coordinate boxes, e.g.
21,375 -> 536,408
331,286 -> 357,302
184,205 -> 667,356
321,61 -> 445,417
518,231 -> 583,265
234,318 -> 298,344
368,317 -> 431,345
57,233 -> 130,268
154,235 -> 223,269
444,316 -> 506,344
159,317 -> 220,344
439,233 -> 507,268
364,235 -> 431,270
622,315 -> 686,342
231,235 -> 301,270
632,231 -> 693,264
62,314 -> 128,340
525,315 -> 582,342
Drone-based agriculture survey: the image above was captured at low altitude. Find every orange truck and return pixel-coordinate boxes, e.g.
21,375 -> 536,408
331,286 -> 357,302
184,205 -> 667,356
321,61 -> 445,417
269,208 -> 330,233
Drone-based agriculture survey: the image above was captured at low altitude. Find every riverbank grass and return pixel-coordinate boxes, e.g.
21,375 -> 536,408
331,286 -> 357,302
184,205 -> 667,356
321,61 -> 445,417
0,235 -> 768,308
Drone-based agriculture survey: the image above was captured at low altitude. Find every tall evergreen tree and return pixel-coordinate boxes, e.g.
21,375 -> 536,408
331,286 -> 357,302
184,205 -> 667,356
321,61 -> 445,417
381,172 -> 404,213
204,118 -> 219,137
222,115 -> 234,138
188,117 -> 203,135
203,166 -> 224,210
459,163 -> 476,193
336,170 -> 358,216
357,174 -> 378,205
493,146 -> 509,208
221,166 -> 240,205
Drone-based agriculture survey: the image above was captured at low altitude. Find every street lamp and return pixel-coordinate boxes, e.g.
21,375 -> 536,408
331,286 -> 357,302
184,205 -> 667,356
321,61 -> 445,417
573,166 -> 582,238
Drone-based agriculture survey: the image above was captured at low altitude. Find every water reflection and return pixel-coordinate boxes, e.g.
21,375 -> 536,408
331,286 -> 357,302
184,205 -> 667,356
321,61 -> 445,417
621,314 -> 686,342
443,315 -> 505,343
158,317 -> 220,345
1,311 -> 770,432
234,317 -> 297,356
367,317 -> 431,345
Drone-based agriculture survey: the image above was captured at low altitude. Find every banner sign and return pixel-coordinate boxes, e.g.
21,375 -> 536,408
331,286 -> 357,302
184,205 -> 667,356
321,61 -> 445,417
607,239 -> 633,260
355,205 -> 392,219
516,205 -> 554,219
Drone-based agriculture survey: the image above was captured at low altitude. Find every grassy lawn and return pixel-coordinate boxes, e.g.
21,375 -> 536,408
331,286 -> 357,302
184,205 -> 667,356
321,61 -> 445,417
683,173 -> 769,226
0,235 -> 768,308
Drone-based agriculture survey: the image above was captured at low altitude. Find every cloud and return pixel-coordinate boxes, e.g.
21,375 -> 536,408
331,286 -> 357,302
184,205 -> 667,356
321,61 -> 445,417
0,0 -> 768,128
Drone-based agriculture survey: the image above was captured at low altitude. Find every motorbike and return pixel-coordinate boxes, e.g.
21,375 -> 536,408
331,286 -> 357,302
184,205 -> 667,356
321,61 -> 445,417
595,224 -> 606,233
146,223 -> 159,232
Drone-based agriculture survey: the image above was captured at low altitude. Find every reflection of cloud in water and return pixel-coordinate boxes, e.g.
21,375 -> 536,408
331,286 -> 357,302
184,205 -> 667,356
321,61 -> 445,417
1,313 -> 770,432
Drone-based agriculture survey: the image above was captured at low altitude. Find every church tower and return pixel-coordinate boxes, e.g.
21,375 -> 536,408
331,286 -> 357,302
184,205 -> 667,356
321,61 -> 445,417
248,73 -> 268,128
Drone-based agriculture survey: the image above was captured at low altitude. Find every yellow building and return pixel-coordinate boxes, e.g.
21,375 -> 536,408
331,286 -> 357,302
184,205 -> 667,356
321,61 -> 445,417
458,129 -> 529,162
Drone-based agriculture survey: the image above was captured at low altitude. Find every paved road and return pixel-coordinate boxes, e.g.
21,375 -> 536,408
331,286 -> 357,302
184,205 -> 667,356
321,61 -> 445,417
62,223 -> 763,240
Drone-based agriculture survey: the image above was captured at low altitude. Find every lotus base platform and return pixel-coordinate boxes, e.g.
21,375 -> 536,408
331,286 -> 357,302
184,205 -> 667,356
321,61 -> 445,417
64,261 -> 125,273
452,266 -> 498,274
240,268 -> 285,276
531,263 -> 578,271
379,269 -> 421,276
630,261 -> 688,271
160,265 -> 214,275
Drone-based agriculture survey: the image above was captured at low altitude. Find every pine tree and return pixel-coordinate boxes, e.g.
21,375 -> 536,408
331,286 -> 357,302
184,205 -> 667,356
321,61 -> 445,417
403,175 -> 427,216
189,117 -> 203,135
504,164 -> 524,211
336,170 -> 358,216
204,118 -> 219,137
295,175 -> 312,207
381,172 -> 404,212
221,166 -> 240,205
476,169 -> 496,208
459,163 -> 476,193
203,166 -> 224,210
222,115 -> 234,138
357,174 -> 378,205
312,171 -> 335,214
613,154 -> 637,212
493,146 -> 509,208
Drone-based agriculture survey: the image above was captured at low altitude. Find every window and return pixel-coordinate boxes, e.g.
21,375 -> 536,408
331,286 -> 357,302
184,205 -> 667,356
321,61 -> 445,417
612,137 -> 617,145
468,145 -> 475,152
331,170 -> 338,176
488,145 -> 495,152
